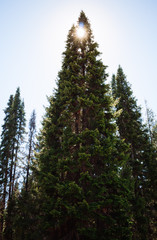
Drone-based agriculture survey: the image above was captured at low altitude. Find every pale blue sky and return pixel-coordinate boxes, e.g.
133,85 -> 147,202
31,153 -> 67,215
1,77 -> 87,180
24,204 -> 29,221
1,0 -> 157,130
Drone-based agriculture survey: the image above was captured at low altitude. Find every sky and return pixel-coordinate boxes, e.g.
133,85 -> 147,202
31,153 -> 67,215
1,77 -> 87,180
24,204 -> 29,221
0,0 -> 157,131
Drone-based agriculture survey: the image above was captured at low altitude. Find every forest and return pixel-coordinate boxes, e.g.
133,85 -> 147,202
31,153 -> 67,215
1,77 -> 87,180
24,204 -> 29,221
0,11 -> 157,240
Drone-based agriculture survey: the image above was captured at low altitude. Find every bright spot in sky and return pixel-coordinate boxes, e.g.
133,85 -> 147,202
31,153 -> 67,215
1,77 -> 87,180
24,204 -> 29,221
76,26 -> 86,38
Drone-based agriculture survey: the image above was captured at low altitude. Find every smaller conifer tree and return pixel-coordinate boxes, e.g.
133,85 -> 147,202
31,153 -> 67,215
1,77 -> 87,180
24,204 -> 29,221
112,66 -> 157,240
0,88 -> 26,239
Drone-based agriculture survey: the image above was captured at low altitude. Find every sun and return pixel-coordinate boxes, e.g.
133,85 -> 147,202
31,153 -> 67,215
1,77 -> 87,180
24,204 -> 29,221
76,27 -> 85,38
76,23 -> 86,39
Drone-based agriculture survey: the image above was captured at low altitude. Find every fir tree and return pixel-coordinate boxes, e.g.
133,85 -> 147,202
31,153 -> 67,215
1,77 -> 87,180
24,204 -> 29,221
37,12 -> 132,240
0,94 -> 14,239
111,66 -> 157,240
0,88 -> 26,240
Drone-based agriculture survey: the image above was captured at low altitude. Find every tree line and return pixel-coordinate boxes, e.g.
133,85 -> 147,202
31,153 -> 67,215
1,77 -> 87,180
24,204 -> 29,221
0,11 -> 157,240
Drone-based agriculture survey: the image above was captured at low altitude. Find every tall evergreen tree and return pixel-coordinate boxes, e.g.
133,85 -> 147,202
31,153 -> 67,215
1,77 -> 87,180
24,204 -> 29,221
0,88 -> 26,240
111,66 -> 157,240
0,94 -> 14,239
37,12 -> 132,240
